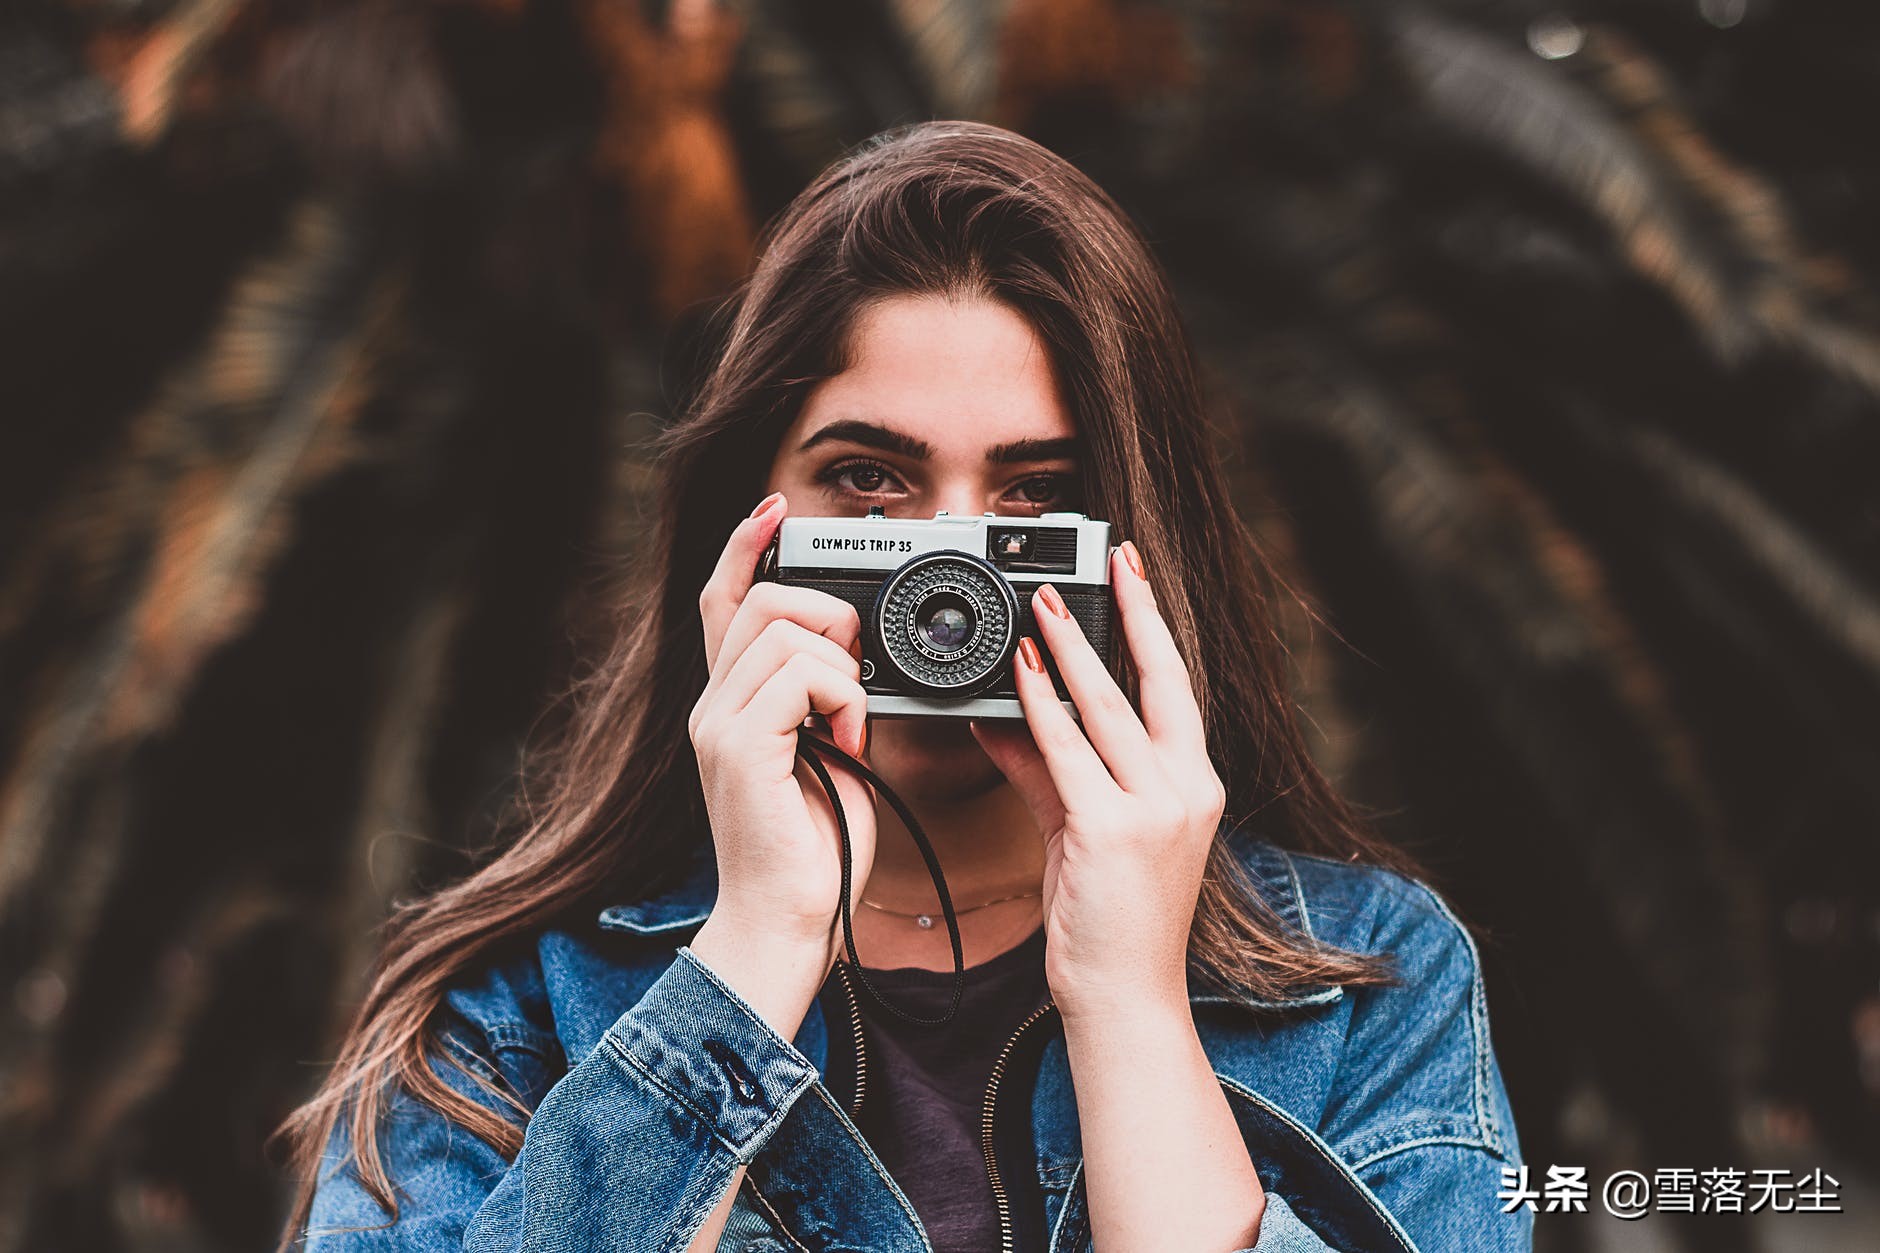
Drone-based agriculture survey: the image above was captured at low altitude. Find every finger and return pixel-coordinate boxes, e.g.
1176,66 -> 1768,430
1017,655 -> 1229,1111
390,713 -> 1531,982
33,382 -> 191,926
710,582 -> 863,691
708,618 -> 860,714
969,720 -> 1067,834
1110,542 -> 1207,754
700,491 -> 787,669
1010,634 -> 1120,807
1028,583 -> 1160,792
741,654 -> 869,759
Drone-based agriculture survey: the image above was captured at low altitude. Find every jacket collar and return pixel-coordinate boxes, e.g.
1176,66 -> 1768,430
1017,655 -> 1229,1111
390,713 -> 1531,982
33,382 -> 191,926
594,844 -> 718,935
595,829 -> 1344,1013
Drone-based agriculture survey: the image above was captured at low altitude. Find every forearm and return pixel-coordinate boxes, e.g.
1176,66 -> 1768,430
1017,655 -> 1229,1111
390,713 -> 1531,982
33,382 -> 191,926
681,916 -> 828,1253
685,1163 -> 746,1253
1062,993 -> 1264,1253
461,944 -> 821,1252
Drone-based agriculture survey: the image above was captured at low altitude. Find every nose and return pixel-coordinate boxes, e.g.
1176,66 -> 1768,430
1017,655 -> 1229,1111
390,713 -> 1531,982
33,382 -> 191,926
928,475 -> 988,519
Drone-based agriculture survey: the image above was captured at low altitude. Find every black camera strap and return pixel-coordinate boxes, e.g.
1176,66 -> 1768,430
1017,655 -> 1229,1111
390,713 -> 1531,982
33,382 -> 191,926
795,733 -> 965,1026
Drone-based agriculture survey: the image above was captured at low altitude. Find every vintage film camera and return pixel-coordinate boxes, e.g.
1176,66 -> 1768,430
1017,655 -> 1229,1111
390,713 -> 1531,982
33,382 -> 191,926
760,508 -> 1116,719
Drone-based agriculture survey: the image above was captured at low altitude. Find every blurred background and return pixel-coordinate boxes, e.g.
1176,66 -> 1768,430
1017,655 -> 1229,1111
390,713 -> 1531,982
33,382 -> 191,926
3,0 -> 1878,1249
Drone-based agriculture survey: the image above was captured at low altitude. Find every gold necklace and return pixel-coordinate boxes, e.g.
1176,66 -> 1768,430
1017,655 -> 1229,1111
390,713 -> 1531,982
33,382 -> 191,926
859,889 -> 1042,930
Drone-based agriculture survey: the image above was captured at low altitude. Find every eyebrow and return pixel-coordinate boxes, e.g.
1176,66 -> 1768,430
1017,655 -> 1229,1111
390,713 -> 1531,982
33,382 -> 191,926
796,420 -> 1081,465
797,420 -> 932,460
988,436 -> 1079,464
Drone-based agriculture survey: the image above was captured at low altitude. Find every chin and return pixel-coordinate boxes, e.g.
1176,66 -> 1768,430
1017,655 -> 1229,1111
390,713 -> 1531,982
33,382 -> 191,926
866,718 -> 1006,805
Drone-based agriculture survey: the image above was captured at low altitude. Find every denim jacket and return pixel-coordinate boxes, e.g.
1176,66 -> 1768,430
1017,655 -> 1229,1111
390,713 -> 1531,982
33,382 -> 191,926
302,826 -> 1532,1252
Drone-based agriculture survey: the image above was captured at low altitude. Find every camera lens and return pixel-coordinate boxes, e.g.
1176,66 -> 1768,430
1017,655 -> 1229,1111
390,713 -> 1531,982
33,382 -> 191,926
915,593 -> 975,654
872,551 -> 1019,696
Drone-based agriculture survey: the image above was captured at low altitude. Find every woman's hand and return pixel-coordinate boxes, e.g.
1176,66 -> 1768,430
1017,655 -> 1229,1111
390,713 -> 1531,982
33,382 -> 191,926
971,539 -> 1225,1022
974,541 -> 1263,1252
686,492 -> 876,1019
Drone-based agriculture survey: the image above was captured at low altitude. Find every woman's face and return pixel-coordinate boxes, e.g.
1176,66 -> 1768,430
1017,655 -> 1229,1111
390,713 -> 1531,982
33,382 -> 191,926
765,292 -> 1081,803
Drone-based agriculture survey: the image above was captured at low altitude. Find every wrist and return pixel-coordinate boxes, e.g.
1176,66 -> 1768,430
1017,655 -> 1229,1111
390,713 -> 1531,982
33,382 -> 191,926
1055,977 -> 1193,1039
708,879 -> 840,949
688,912 -> 832,1040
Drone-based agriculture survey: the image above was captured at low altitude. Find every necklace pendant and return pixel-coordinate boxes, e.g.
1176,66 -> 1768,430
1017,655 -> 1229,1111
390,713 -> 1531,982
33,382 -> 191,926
916,914 -> 934,929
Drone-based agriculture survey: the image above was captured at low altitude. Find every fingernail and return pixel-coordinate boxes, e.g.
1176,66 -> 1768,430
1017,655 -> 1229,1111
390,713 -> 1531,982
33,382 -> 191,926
750,491 -> 784,520
858,719 -> 870,756
1037,584 -> 1070,620
1017,637 -> 1044,673
848,636 -> 864,663
1121,540 -> 1145,580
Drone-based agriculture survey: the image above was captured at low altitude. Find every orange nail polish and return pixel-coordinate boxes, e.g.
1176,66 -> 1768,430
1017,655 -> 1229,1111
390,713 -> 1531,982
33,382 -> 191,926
750,491 -> 783,519
1038,584 -> 1070,620
1017,637 -> 1044,673
1121,540 -> 1145,580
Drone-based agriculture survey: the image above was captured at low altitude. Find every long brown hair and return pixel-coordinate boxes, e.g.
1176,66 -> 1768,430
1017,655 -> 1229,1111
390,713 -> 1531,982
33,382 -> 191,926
276,118 -> 1424,1241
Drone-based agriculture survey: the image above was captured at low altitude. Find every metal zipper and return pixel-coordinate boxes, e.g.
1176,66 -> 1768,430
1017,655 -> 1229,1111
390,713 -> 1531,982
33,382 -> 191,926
836,962 -> 869,1118
840,963 -> 1057,1252
980,999 -> 1059,1253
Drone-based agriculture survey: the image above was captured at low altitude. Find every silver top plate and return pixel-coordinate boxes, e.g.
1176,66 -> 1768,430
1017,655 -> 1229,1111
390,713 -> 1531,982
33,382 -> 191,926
775,512 -> 1113,587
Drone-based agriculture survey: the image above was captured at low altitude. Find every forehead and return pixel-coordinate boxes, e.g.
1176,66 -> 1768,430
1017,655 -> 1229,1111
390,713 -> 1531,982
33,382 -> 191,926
787,294 -> 1077,449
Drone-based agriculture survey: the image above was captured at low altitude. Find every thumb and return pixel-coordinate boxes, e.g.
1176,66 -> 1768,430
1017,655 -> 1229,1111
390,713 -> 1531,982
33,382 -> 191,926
970,720 -> 1067,834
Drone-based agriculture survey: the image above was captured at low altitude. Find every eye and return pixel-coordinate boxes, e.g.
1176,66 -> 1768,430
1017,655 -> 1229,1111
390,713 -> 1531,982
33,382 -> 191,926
816,458 -> 907,498
1002,472 -> 1080,512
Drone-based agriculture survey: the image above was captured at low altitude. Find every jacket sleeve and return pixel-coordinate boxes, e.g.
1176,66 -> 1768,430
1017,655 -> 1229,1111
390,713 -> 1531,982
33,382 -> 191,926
1296,871 -> 1535,1253
301,945 -> 821,1252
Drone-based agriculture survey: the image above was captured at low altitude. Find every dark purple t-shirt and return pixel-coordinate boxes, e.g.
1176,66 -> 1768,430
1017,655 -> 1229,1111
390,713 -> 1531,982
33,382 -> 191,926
816,925 -> 1051,1253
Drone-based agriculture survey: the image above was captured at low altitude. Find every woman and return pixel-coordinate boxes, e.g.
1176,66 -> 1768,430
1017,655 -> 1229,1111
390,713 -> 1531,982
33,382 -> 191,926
281,120 -> 1532,1252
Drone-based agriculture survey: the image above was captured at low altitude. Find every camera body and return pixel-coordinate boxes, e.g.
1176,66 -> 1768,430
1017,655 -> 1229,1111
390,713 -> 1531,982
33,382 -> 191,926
762,509 -> 1116,719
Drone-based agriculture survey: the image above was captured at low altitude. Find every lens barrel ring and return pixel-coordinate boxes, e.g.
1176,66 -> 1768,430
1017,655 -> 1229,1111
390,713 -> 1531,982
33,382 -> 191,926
871,550 -> 1019,696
